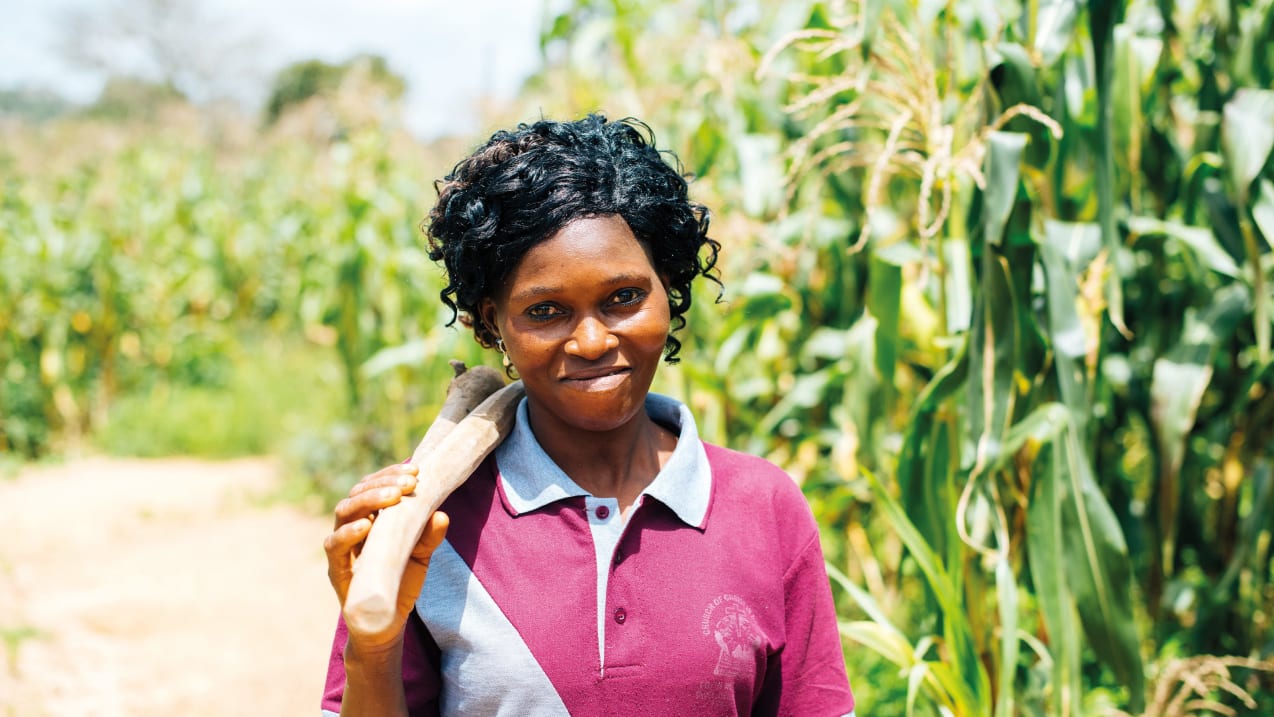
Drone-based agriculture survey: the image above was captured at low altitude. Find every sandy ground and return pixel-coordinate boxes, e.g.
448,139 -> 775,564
0,457 -> 338,717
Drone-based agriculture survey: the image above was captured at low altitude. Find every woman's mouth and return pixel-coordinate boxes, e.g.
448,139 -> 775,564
562,368 -> 631,392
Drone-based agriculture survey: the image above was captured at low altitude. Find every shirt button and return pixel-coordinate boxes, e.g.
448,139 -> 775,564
595,505 -> 611,520
613,607 -> 626,624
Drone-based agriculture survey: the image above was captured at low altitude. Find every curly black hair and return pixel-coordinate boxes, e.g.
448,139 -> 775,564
424,113 -> 721,363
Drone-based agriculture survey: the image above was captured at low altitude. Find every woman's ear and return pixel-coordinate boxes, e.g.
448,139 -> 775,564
478,298 -> 500,340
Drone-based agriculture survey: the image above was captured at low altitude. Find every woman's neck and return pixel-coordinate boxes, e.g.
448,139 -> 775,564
526,406 -> 678,513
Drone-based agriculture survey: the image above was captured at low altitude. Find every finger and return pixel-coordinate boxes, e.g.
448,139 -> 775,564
348,464 -> 418,497
324,517 -> 372,602
410,511 -> 450,561
325,517 -> 372,559
399,512 -> 450,617
333,484 -> 414,529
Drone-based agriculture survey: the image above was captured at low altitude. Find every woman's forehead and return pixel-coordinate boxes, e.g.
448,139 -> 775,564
500,216 -> 658,295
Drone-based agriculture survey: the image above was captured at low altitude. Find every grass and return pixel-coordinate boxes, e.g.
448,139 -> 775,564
1,624 -> 43,676
0,454 -> 24,482
95,333 -> 346,459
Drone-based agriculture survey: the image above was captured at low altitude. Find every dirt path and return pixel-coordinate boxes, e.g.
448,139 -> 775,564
0,457 -> 338,717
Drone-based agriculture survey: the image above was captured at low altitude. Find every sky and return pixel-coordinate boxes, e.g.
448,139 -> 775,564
0,0 -> 550,138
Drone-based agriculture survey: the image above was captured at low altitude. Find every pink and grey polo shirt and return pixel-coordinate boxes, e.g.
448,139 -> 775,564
323,394 -> 856,716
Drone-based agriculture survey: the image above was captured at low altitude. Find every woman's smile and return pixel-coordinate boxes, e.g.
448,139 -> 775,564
561,365 -> 632,392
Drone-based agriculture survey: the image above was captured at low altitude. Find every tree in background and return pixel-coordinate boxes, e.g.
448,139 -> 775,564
83,76 -> 186,121
0,88 -> 75,123
57,0 -> 263,106
263,54 -> 406,127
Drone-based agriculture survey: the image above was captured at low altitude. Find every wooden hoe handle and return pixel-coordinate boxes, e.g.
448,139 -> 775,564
343,362 -> 525,636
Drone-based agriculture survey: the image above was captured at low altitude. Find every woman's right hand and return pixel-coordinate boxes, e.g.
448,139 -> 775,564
323,463 -> 450,652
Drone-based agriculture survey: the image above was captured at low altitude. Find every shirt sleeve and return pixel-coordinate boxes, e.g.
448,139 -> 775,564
755,528 -> 857,717
320,610 -> 442,717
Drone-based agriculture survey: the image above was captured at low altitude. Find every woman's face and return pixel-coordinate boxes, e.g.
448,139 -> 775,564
480,214 -> 670,437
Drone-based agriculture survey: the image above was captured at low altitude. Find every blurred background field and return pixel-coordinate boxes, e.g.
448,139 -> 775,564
3,0 -> 1274,715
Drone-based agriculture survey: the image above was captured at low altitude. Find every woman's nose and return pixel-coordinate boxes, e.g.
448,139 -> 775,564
565,315 -> 619,358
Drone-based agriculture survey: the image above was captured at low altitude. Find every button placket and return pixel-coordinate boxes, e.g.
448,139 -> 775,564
586,495 -> 623,668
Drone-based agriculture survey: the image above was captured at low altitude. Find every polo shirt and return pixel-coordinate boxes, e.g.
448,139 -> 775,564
323,394 -> 855,716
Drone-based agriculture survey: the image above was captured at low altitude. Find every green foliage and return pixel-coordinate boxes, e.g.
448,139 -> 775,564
531,0 -> 1274,714
84,75 -> 187,121
0,624 -> 44,668
0,87 -> 75,123
263,54 -> 406,125
265,59 -> 346,123
5,0 -> 1274,714
0,106 -> 481,490
94,337 -> 345,458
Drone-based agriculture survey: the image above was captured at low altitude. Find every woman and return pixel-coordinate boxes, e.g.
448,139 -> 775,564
321,114 -> 856,716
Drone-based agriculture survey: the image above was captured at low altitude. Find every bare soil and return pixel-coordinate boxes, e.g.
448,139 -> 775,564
0,457 -> 338,717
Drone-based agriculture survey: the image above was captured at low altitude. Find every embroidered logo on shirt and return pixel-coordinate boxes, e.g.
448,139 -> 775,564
700,594 -> 761,678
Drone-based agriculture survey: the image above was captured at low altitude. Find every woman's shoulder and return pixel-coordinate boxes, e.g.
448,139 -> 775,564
700,442 -> 811,510
701,441 -> 787,477
698,441 -> 820,557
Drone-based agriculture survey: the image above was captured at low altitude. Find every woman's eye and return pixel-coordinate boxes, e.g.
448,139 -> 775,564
527,304 -> 560,319
611,288 -> 644,306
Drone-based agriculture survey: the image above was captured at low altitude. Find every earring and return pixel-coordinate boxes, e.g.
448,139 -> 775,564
496,338 -> 511,369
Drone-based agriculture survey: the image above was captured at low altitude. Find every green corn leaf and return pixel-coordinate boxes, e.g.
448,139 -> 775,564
1112,25 -> 1161,185
1059,430 -> 1145,712
994,555 -> 1020,717
1037,227 -> 1144,710
927,659 -> 975,716
756,367 -> 834,435
1027,443 -> 1083,717
991,42 -> 1042,108
981,402 -> 1070,473
860,0 -> 886,52
837,620 -> 914,669
1125,216 -> 1242,277
802,326 -> 852,362
945,236 -> 974,333
1089,0 -> 1128,337
1149,284 -> 1251,584
360,339 -> 428,378
983,132 -> 1029,250
863,468 -> 990,716
969,131 -> 1027,490
1034,0 -> 1082,65
1222,89 -> 1274,195
713,326 -> 749,376
867,253 -> 901,391
1037,234 -> 1088,433
736,134 -> 783,217
898,344 -> 967,565
968,253 -> 1020,472
826,561 -> 899,632
1253,179 -> 1274,250
1216,463 -> 1274,597
906,662 -> 930,717
1044,219 -> 1102,267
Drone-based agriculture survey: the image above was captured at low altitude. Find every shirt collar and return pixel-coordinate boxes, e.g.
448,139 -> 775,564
494,393 -> 712,529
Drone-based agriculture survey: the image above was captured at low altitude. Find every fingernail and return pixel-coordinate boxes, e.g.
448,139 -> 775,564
398,476 -> 414,488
